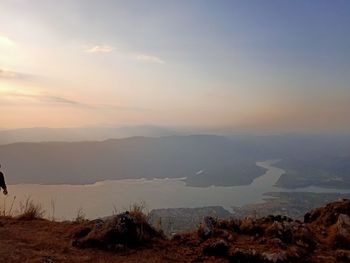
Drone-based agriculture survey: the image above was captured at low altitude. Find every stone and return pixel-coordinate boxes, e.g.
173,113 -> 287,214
337,214 -> 350,237
198,216 -> 216,239
262,251 -> 288,263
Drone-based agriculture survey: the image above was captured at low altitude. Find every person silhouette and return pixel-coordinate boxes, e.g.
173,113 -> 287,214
0,164 -> 8,195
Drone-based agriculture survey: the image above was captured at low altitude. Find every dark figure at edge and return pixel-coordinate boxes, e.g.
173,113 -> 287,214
0,164 -> 8,195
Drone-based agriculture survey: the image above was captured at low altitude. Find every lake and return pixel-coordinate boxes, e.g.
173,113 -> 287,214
3,160 -> 350,220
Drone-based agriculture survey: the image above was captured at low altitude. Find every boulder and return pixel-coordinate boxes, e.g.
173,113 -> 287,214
198,216 -> 217,239
304,199 -> 350,226
336,214 -> 350,238
334,214 -> 350,249
72,211 -> 164,250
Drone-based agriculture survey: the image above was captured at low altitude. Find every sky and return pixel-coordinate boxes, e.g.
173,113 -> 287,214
0,0 -> 350,133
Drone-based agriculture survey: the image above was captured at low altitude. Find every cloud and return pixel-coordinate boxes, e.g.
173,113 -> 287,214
96,103 -> 155,112
0,69 -> 35,81
1,89 -> 152,112
136,54 -> 165,64
84,45 -> 114,53
1,90 -> 84,106
39,95 -> 80,105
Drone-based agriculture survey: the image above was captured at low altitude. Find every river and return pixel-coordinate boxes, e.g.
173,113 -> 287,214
2,160 -> 350,220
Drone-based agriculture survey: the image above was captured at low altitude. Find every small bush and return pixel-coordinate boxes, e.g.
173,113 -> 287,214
75,208 -> 87,223
128,201 -> 148,222
17,197 -> 45,220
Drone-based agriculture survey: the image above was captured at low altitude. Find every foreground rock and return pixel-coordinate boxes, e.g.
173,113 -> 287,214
72,211 -> 165,250
69,199 -> 350,262
171,199 -> 350,262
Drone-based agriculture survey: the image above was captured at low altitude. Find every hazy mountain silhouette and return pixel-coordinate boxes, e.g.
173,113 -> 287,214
0,125 -> 180,145
1,134 -> 350,188
0,135 -> 264,186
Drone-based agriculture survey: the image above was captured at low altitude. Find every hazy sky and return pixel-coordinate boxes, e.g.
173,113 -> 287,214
0,0 -> 350,132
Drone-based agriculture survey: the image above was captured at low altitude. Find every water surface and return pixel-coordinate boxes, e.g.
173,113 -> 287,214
3,160 -> 350,220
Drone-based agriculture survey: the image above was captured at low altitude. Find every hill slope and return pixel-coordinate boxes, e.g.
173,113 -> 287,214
0,135 -> 263,186
2,134 -> 350,189
1,199 -> 350,262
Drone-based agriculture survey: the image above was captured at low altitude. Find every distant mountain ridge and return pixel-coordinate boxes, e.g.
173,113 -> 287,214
0,125 -> 180,145
1,133 -> 350,189
0,135 -> 264,186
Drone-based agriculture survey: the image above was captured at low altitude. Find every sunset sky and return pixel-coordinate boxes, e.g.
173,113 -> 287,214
1,0 -> 350,133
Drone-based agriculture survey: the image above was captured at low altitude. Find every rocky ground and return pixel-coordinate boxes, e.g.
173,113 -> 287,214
232,192 -> 350,219
1,199 -> 350,262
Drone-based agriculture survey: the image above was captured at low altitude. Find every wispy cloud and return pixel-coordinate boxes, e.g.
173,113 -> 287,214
1,89 -> 153,112
1,89 -> 84,106
0,69 -> 35,81
136,54 -> 165,64
39,95 -> 81,105
82,44 -> 165,64
84,45 -> 114,53
95,103 -> 155,112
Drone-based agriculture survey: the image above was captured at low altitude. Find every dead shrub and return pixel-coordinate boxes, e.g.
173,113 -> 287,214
17,197 -> 45,220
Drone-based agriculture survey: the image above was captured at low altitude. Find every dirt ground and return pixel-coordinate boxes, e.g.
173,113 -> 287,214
0,217 -> 221,263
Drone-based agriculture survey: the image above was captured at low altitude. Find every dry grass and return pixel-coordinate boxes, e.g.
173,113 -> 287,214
0,217 -> 199,263
0,200 -> 348,263
128,201 -> 149,222
17,197 -> 45,220
75,207 -> 87,223
0,195 -> 16,217
50,198 -> 56,221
